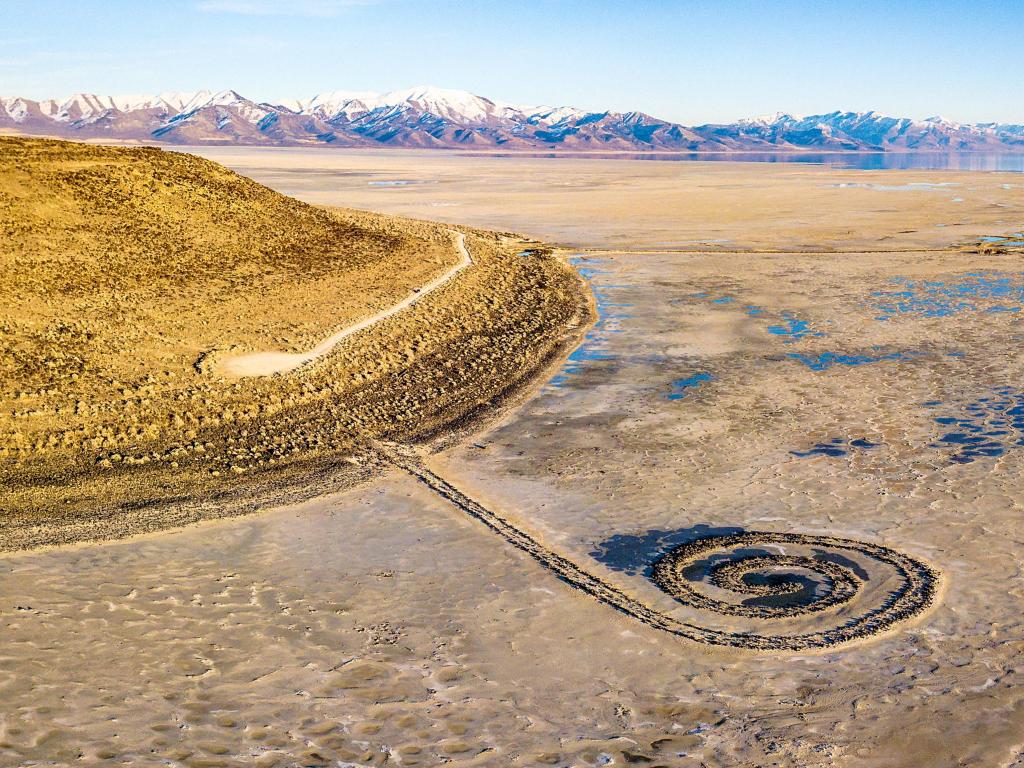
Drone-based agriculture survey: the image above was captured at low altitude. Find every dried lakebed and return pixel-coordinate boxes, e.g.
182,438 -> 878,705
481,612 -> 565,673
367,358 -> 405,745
212,229 -> 941,652
5,149 -> 1024,766
7,242 -> 1024,766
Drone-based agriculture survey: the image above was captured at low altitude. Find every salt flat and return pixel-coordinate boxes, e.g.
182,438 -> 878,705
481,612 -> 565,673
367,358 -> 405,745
185,146 -> 1024,252
3,150 -> 1024,767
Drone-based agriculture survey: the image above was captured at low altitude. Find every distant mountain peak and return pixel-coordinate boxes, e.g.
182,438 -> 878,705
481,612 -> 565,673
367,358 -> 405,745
739,111 -> 798,125
1,86 -> 1022,152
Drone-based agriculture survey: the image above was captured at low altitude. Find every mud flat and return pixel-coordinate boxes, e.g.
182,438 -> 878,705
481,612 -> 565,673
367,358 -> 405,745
187,145 -> 1024,252
4,147 -> 1024,766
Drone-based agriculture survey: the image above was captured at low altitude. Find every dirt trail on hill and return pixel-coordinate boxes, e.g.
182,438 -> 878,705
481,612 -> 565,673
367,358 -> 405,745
223,230 -> 473,377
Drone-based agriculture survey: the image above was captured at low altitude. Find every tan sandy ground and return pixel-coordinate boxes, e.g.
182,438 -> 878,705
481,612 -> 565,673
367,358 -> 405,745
3,149 -> 1024,766
221,231 -> 473,377
182,146 -> 1024,253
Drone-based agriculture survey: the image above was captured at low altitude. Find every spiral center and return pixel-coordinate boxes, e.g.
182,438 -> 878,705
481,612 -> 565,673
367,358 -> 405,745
646,530 -> 940,647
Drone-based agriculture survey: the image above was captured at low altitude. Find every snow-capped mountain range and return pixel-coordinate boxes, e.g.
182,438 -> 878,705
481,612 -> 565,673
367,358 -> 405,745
2,86 -> 1022,151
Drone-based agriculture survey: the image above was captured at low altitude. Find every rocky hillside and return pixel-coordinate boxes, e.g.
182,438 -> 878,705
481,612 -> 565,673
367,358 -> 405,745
0,136 -> 591,549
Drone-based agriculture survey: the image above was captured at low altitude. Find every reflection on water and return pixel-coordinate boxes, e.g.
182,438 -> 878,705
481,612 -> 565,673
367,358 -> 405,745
366,179 -> 436,187
872,272 -> 1024,320
767,312 -> 826,343
668,372 -> 713,400
589,525 -> 745,576
791,437 -> 881,458
691,294 -> 827,342
739,571 -> 821,610
787,350 -> 919,371
548,257 -> 631,388
931,386 -> 1024,463
828,182 -> 960,191
479,151 -> 1024,172
981,233 -> 1024,247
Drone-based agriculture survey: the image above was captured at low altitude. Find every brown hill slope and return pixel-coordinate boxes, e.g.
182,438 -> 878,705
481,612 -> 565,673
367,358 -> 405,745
0,137 -> 591,550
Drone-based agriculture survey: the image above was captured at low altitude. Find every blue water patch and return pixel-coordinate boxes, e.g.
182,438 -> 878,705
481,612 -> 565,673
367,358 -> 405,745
589,524 -> 745,577
367,179 -> 435,187
766,312 -> 827,343
872,272 -> 1024,320
931,386 -> 1024,463
849,438 -> 880,449
981,233 -> 1024,247
668,372 -> 713,400
548,258 -> 631,388
509,153 -> 1024,172
682,292 -> 737,306
787,350 -> 918,371
829,182 -> 960,191
791,436 -> 880,458
692,294 -> 825,341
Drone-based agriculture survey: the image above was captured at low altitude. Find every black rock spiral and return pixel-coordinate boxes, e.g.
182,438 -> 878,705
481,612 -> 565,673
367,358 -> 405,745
384,445 -> 941,651
652,531 -> 940,649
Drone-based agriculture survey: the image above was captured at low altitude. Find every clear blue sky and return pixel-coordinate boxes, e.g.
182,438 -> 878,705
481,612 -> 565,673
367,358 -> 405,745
3,0 -> 1022,124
